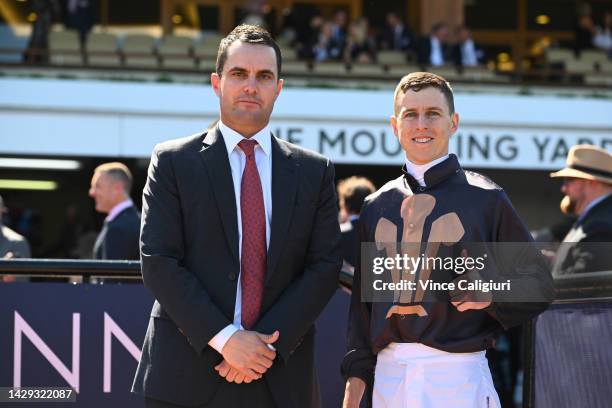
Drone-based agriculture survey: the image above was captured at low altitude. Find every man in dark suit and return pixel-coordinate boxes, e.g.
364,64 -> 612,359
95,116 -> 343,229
450,25 -> 484,68
550,145 -> 612,275
417,22 -> 451,67
132,24 -> 342,408
328,9 -> 348,60
63,0 -> 97,47
337,176 -> 375,268
89,162 -> 140,260
379,12 -> 415,53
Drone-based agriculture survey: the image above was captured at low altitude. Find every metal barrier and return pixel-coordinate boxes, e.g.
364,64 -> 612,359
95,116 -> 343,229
0,259 -> 141,279
523,270 -> 612,408
3,259 -> 610,407
0,259 -> 354,408
0,258 -> 355,282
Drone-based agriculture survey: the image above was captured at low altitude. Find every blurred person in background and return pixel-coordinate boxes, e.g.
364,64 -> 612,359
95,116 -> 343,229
24,0 -> 61,64
0,194 -> 31,260
296,14 -> 324,60
63,0 -> 97,48
379,12 -> 415,55
593,11 -> 612,57
287,5 -> 322,60
328,9 -> 348,60
417,22 -> 451,67
241,7 -> 265,28
451,25 -> 484,69
337,176 -> 375,268
88,162 -> 140,260
313,20 -> 336,62
574,3 -> 596,57
550,145 -> 612,275
0,194 -> 31,283
344,17 -> 377,63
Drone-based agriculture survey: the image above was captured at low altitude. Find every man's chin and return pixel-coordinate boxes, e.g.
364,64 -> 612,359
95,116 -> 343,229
234,113 -> 269,128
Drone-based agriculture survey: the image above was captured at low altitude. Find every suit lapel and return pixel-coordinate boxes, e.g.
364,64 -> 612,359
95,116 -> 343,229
198,126 -> 239,263
93,223 -> 107,258
266,136 -> 297,283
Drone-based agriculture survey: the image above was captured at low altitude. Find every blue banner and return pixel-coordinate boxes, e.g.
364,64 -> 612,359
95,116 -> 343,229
0,283 -> 349,407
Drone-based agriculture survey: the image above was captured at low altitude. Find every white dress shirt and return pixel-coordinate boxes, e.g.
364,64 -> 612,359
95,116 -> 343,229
594,27 -> 612,51
405,155 -> 449,187
430,36 -> 445,66
461,39 -> 479,67
394,24 -> 406,49
207,120 -> 273,354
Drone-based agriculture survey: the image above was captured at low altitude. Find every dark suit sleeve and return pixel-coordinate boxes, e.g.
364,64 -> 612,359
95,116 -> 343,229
485,191 -> 554,329
254,159 -> 342,362
140,145 -> 231,354
417,37 -> 429,66
451,44 -> 462,67
341,214 -> 376,386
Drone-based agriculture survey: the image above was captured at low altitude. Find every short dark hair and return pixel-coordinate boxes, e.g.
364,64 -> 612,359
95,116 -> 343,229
337,176 -> 376,215
431,21 -> 448,34
216,24 -> 282,79
94,162 -> 133,194
393,71 -> 455,116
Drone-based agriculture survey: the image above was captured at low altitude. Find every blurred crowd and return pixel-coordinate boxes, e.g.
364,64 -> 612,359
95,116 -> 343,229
574,3 -> 612,57
25,0 -> 96,63
20,0 -> 612,73
281,10 -> 484,68
22,1 -> 486,70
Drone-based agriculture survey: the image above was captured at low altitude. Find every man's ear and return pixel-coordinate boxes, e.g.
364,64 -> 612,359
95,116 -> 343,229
276,78 -> 284,97
390,115 -> 398,137
450,112 -> 459,133
112,181 -> 126,197
211,72 -> 221,97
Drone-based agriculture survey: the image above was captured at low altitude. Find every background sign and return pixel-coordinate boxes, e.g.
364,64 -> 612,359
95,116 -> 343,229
0,283 -> 349,408
2,78 -> 611,170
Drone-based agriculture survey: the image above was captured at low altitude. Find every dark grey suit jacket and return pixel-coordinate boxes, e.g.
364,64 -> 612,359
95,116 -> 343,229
93,205 -> 140,260
339,218 -> 358,267
552,194 -> 612,276
132,126 -> 342,407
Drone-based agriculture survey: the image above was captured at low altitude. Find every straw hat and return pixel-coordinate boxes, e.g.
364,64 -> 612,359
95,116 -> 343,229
550,144 -> 612,185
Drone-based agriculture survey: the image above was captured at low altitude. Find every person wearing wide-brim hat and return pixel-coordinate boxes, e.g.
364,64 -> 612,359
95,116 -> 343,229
549,144 -> 612,275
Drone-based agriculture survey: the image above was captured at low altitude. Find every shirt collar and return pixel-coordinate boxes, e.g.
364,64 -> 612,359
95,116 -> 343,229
577,193 -> 612,223
106,199 -> 133,222
402,154 -> 460,191
218,120 -> 272,157
404,155 -> 449,187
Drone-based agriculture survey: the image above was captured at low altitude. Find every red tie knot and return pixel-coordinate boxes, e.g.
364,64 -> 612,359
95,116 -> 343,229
238,139 -> 258,158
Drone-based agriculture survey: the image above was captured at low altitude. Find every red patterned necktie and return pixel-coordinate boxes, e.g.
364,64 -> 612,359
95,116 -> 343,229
238,139 -> 266,329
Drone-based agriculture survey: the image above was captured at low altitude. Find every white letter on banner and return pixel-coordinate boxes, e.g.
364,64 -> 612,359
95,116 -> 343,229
103,312 -> 142,393
13,311 -> 80,392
